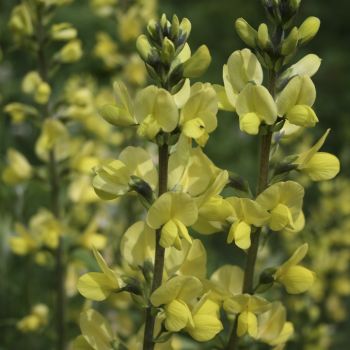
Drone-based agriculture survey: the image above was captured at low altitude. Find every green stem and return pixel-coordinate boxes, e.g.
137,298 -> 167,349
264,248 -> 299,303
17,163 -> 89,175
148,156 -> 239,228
226,69 -> 276,350
36,7 -> 65,350
143,143 -> 168,350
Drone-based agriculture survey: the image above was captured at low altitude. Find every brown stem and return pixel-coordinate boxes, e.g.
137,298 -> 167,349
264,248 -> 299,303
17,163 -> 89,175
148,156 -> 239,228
36,7 -> 65,349
227,69 -> 276,350
143,143 -> 168,350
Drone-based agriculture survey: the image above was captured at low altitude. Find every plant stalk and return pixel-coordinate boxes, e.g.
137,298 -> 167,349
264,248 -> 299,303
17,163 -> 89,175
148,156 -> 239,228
226,69 -> 276,350
36,7 -> 65,349
143,143 -> 168,350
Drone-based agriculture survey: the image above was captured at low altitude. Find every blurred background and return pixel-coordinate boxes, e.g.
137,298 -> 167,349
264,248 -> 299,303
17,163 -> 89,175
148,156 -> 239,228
0,0 -> 349,349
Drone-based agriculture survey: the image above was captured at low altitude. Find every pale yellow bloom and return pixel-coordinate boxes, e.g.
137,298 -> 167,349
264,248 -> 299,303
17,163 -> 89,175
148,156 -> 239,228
256,181 -> 304,231
77,247 -> 122,301
226,197 -> 269,249
151,275 -> 202,332
4,102 -> 38,123
147,192 -> 198,250
224,294 -> 270,338
2,148 -> 32,185
17,304 -> 49,333
57,39 -> 83,63
93,146 -> 157,200
294,129 -> 340,181
236,84 -> 277,135
274,243 -> 316,294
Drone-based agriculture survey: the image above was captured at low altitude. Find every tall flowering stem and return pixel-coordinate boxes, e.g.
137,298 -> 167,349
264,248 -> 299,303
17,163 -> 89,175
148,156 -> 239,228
143,143 -> 168,350
36,6 -> 65,350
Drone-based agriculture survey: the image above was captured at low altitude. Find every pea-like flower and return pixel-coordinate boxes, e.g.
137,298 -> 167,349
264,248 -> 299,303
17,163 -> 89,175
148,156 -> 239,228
147,192 -> 198,250
226,197 -> 270,249
179,82 -> 218,146
150,275 -> 202,332
256,181 -> 304,232
224,294 -> 270,338
274,243 -> 316,294
236,84 -> 277,135
185,292 -> 223,342
257,302 -> 294,347
294,129 -> 340,181
92,146 -> 157,200
276,75 -> 318,127
77,247 -> 122,301
216,49 -> 263,112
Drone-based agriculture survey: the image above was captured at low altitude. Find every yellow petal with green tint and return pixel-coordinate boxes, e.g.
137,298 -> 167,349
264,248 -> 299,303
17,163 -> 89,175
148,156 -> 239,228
269,203 -> 293,231
286,104 -> 318,127
239,112 -> 261,135
171,192 -> 198,226
72,335 -> 94,350
226,49 -> 263,93
298,16 -> 320,44
160,220 -> 178,248
280,54 -> 321,81
120,221 -> 155,268
276,76 -> 316,116
223,65 -> 238,109
92,247 -> 119,288
173,79 -> 191,108
80,309 -> 115,350
164,299 -> 193,331
183,45 -> 211,78
147,192 -> 173,229
210,265 -> 244,298
277,265 -> 315,294
174,219 -> 193,245
93,159 -> 131,200
229,221 -> 251,249
300,152 -> 340,181
236,84 -> 277,126
182,118 -> 206,139
270,322 -> 294,345
213,84 -> 235,111
77,272 -> 115,301
238,311 -> 258,338
278,243 -> 309,273
99,104 -> 134,127
150,275 -> 202,306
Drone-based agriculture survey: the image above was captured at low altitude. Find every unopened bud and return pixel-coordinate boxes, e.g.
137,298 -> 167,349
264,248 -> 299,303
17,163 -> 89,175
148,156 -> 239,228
298,16 -> 320,45
281,27 -> 298,55
235,18 -> 257,48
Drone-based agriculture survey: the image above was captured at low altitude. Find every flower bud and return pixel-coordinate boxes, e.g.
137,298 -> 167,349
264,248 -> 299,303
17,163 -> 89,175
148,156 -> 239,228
136,34 -> 153,61
286,105 -> 318,127
8,4 -> 34,38
235,18 -> 257,48
257,23 -> 270,50
58,39 -> 83,63
281,27 -> 298,56
298,17 -> 320,45
50,23 -> 77,41
183,45 -> 211,78
161,37 -> 176,64
99,104 -> 135,127
179,17 -> 191,44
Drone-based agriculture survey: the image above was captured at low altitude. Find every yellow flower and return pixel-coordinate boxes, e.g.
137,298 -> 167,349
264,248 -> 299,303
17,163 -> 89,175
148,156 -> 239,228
35,119 -> 71,161
135,85 -> 179,139
50,23 -> 77,41
236,84 -> 277,135
9,223 -> 38,256
17,304 -> 49,333
224,294 -> 270,338
209,265 -> 244,301
147,192 -> 198,250
57,39 -> 83,63
4,102 -> 38,123
179,83 -> 218,146
93,146 -> 157,200
8,3 -> 34,38
98,81 -> 135,127
2,148 -> 32,185
276,75 -> 318,127
218,49 -> 263,112
150,275 -> 202,332
77,247 -> 122,301
120,221 -> 155,269
294,129 -> 340,181
118,7 -> 143,42
22,71 -> 51,104
256,181 -> 304,232
93,32 -> 120,69
182,45 -> 211,78
78,309 -> 117,350
257,302 -> 294,347
274,243 -> 316,294
78,219 -> 107,250
226,197 -> 269,249
185,292 -> 223,341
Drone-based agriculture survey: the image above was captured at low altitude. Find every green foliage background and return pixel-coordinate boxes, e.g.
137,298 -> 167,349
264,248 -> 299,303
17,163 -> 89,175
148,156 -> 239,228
0,0 -> 349,349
